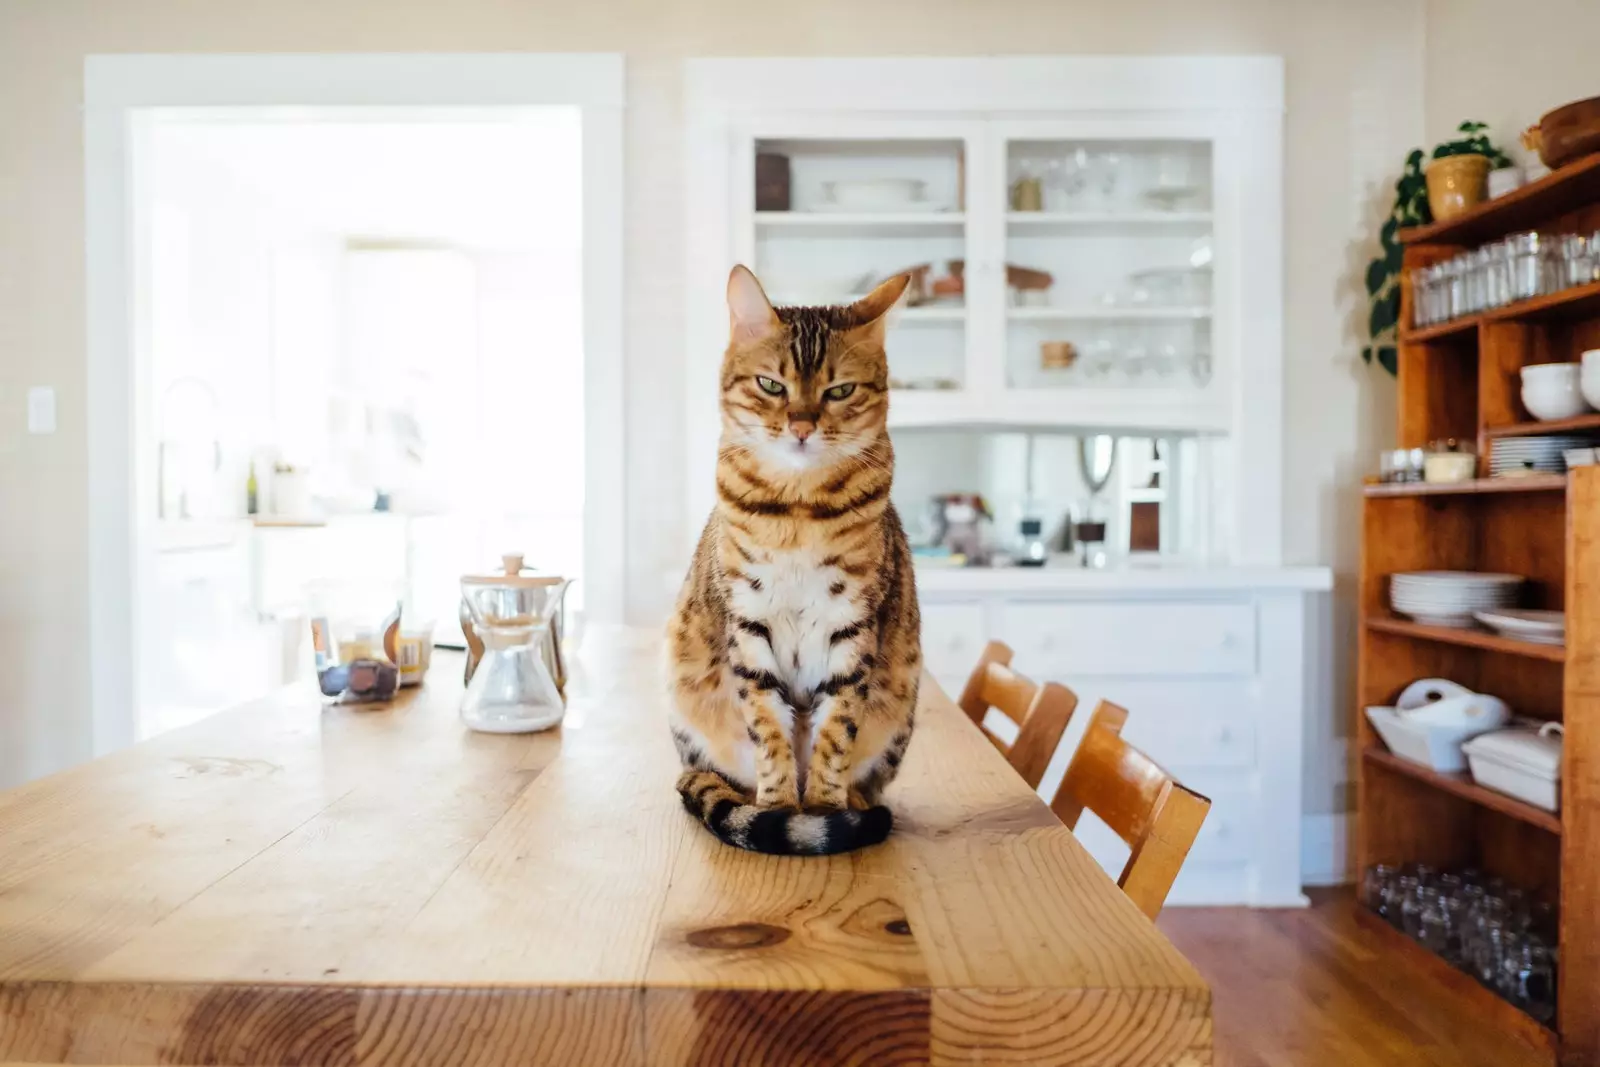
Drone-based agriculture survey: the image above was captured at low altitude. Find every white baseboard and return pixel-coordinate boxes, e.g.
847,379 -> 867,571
1301,812 -> 1354,887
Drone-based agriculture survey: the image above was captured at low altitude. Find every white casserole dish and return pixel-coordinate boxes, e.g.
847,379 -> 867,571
1365,693 -> 1509,774
1462,723 -> 1563,812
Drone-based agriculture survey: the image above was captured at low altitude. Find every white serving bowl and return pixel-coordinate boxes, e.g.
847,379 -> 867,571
1582,372 -> 1600,411
1522,365 -> 1591,420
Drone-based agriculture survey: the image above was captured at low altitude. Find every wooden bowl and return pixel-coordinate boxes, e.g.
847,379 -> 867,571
1537,96 -> 1600,169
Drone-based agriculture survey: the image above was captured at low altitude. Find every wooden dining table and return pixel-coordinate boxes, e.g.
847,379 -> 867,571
0,627 -> 1210,1066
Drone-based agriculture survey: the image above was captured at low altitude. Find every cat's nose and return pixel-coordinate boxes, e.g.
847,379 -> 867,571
789,418 -> 817,442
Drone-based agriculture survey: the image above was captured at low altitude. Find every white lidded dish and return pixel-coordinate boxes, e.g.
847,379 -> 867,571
1462,723 -> 1564,812
1365,679 -> 1509,774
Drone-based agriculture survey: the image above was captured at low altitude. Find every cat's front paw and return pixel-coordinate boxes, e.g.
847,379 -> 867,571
802,780 -> 849,812
756,781 -> 800,809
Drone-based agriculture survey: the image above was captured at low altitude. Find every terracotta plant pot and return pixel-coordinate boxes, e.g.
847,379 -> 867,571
1425,154 -> 1492,221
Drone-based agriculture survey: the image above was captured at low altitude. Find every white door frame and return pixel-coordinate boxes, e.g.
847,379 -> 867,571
84,53 -> 625,756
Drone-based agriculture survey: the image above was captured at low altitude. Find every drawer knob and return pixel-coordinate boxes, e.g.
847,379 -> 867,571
1218,727 -> 1232,743
1220,632 -> 1238,650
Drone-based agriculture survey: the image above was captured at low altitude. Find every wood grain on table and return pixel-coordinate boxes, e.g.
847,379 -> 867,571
0,628 -> 1210,1067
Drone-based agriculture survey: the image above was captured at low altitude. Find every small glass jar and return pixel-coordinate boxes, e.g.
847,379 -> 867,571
1507,232 -> 1545,302
1386,874 -> 1418,930
1475,919 -> 1508,987
1403,883 -> 1437,940
1503,942 -> 1557,1022
1363,864 -> 1397,915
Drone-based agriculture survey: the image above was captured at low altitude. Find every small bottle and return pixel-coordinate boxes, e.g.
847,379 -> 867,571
246,461 -> 259,516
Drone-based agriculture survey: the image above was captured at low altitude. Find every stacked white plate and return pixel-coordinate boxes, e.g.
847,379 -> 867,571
1489,435 -> 1589,476
1390,571 -> 1523,628
1473,608 -> 1565,646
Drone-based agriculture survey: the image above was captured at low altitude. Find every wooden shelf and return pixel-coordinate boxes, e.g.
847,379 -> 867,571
1400,279 -> 1600,343
1400,152 -> 1600,247
1486,414 -> 1600,438
1402,316 -> 1479,343
1365,615 -> 1567,663
1363,474 -> 1567,497
1363,746 -> 1563,835
1352,908 -> 1559,1055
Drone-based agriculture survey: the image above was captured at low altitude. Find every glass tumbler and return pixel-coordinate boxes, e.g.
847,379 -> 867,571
1363,864 -> 1397,915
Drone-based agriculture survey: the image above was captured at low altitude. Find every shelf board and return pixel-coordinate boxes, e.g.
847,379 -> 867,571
1363,746 -> 1563,835
1365,615 -> 1567,663
1400,151 -> 1600,246
1401,279 -> 1600,343
1006,210 -> 1212,233
1401,316 -> 1479,343
894,306 -> 966,323
1351,908 -> 1559,1055
887,387 -> 1230,434
1007,306 -> 1210,322
1363,474 -> 1568,497
1485,414 -> 1600,438
754,210 -> 964,237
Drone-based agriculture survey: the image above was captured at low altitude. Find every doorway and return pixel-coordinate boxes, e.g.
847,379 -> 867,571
85,55 -> 623,749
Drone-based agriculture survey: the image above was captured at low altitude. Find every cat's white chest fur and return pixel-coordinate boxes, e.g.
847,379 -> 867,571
730,547 -> 858,705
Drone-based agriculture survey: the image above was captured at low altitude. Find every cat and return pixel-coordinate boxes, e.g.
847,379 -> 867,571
667,265 -> 922,855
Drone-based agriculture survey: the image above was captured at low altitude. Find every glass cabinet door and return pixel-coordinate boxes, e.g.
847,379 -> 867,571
998,128 -> 1216,396
736,123 -> 976,392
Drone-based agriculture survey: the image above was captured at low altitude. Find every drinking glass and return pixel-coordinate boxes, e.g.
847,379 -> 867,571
1362,864 -> 1396,915
1475,919 -> 1508,987
1403,883 -> 1437,940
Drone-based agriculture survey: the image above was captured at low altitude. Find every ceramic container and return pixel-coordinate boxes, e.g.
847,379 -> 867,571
1426,154 -> 1492,221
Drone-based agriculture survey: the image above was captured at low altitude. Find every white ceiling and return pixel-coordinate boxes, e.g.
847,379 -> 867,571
149,109 -> 583,250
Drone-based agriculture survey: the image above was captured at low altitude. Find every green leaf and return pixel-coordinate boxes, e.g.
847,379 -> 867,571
1378,345 -> 1398,377
1379,217 -> 1398,246
1385,241 -> 1405,273
1369,287 -> 1400,337
1365,258 -> 1389,296
1361,344 -> 1374,365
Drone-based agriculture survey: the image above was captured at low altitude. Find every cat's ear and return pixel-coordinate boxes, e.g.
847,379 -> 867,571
727,264 -> 780,344
845,273 -> 911,343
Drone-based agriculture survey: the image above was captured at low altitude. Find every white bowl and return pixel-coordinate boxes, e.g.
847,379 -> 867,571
1583,374 -> 1600,411
1522,381 -> 1591,420
1582,348 -> 1600,372
1522,362 -> 1581,382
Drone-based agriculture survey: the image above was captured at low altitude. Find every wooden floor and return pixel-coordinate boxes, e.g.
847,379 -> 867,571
1159,888 -> 1551,1067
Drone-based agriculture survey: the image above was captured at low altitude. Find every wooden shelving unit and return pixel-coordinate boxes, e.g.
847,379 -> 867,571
1361,152 -> 1600,1065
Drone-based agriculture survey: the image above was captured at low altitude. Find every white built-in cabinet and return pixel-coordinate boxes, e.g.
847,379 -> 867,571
684,58 -> 1330,905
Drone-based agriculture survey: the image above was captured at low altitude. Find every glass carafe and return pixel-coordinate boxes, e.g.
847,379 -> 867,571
459,574 -> 571,733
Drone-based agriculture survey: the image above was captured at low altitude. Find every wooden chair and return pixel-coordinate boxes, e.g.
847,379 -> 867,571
956,640 -> 1078,790
1050,700 -> 1211,920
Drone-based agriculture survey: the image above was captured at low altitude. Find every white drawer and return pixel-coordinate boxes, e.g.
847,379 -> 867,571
998,600 -> 1257,677
1121,708 -> 1255,772
919,601 -> 986,690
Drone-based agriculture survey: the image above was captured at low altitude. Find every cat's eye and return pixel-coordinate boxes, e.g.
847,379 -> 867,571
756,376 -> 786,396
824,383 -> 856,401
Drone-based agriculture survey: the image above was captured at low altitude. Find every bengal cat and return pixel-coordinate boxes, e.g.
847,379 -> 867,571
667,265 -> 921,855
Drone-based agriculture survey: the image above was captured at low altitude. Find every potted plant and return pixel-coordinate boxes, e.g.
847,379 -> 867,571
1363,123 -> 1514,375
1425,120 -> 1514,222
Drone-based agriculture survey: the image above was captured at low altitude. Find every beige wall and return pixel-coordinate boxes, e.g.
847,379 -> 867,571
0,0 -> 1421,799
1425,0 -> 1600,166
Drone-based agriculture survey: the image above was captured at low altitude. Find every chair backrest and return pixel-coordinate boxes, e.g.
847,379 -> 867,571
1050,700 -> 1212,920
956,640 -> 1078,789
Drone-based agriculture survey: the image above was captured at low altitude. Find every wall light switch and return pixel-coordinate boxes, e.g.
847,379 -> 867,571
27,387 -> 56,435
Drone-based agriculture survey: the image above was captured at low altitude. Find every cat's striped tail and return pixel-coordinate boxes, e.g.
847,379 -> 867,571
675,770 -> 892,855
